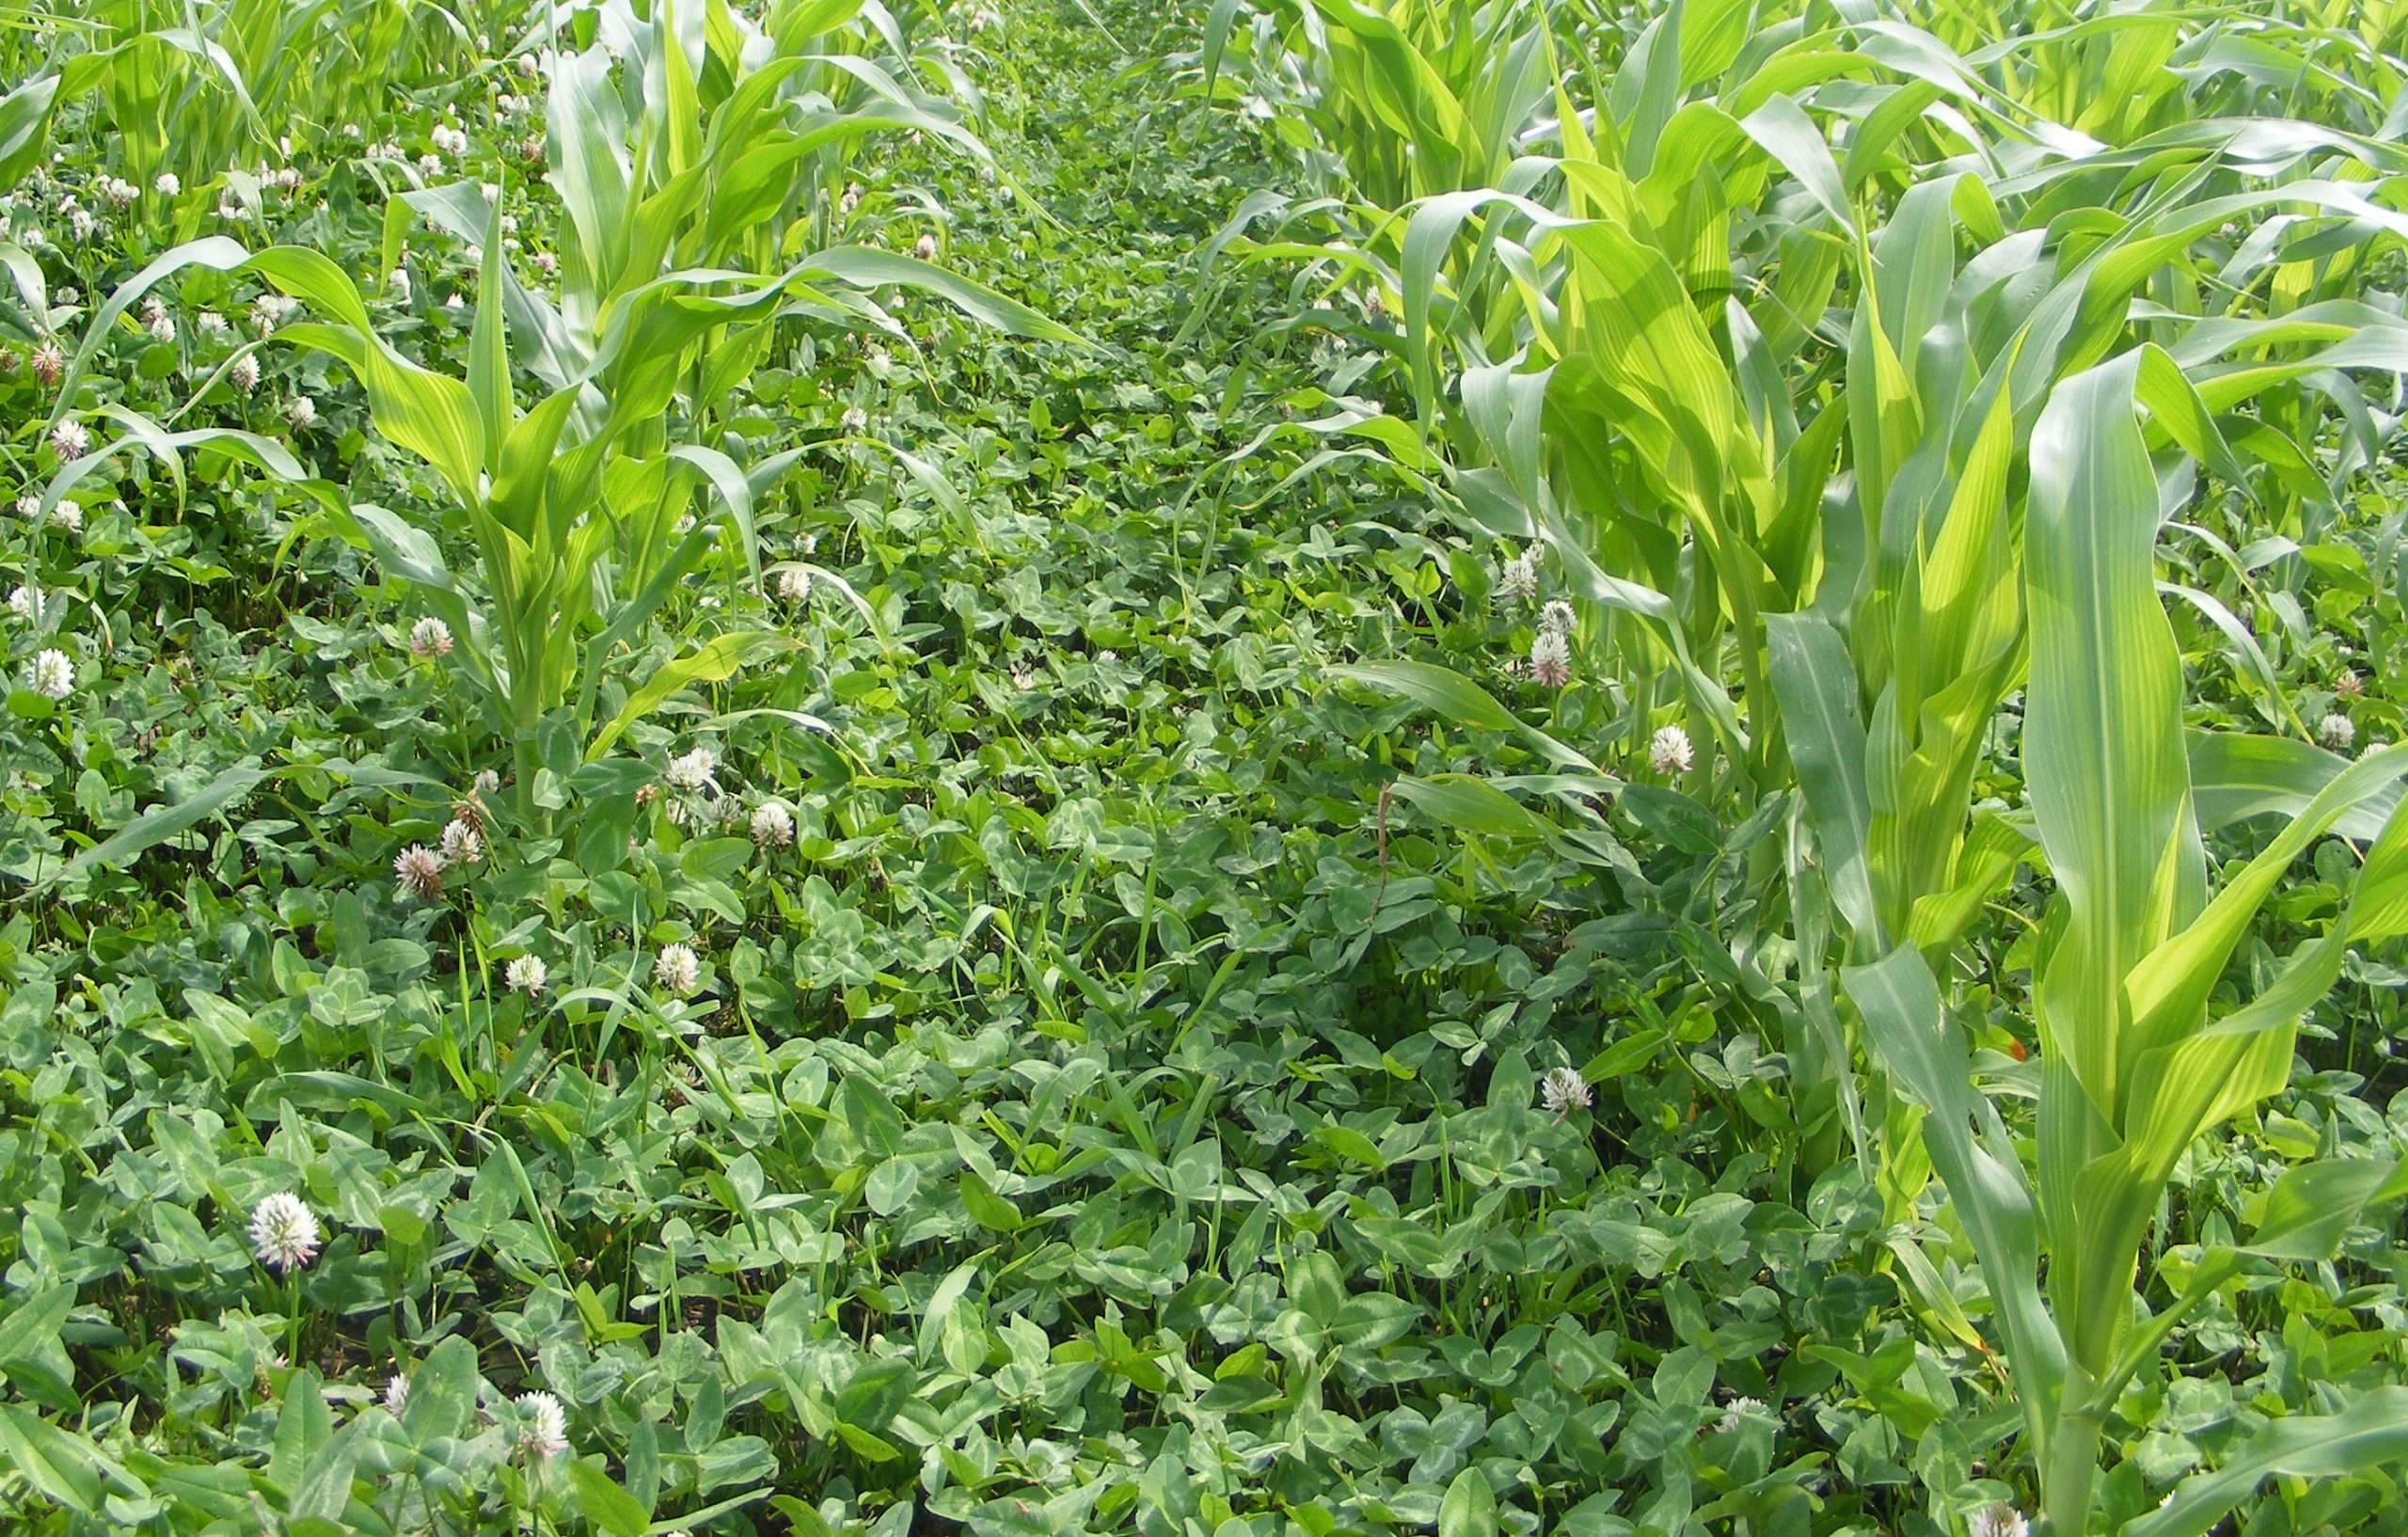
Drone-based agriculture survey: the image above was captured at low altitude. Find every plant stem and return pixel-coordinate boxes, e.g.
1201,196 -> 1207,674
2040,1386 -> 2104,1537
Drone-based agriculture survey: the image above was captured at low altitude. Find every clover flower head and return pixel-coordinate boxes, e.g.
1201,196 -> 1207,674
775,565 -> 813,602
408,616 -> 452,658
1529,629 -> 1572,689
28,647 -> 72,700
663,747 -> 718,793
1650,723 -> 1694,776
1969,1505 -> 2029,1537
505,955 -> 547,995
654,943 -> 702,996
515,1390 -> 569,1460
288,394 -> 318,433
248,1192 -> 323,1273
230,353 -> 261,393
751,800 -> 795,848
1540,1065 -> 1592,1115
393,844 -> 447,901
1714,1396 -> 1765,1434
383,1372 -> 409,1416
1540,599 -> 1575,638
2321,712 -> 2356,752
439,816 -> 483,866
1498,547 -> 1540,604
154,171 -> 181,197
914,232 -> 939,261
50,418 -> 88,461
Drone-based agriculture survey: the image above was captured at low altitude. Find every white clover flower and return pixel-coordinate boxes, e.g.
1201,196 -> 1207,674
387,267 -> 411,302
775,565 -> 813,602
408,616 -> 453,658
419,152 -> 443,175
1540,1065 -> 1592,1115
751,800 -> 795,848
1529,629 -> 1571,689
13,495 -> 35,520
663,746 -> 718,793
1498,547 -> 1540,604
1969,1505 -> 2030,1537
8,584 -> 39,622
393,844 -> 447,901
50,499 -> 81,533
154,171 -> 181,196
2321,712 -> 2356,752
439,816 -> 483,866
198,311 -> 231,338
252,293 -> 296,333
532,250 -> 557,277
1650,723 -> 1694,776
505,955 -> 547,994
288,394 -> 318,433
515,1390 -> 570,1460
1714,1396 -> 1764,1434
27,648 -> 71,700
654,943 -> 702,996
149,309 -> 175,343
230,353 -> 261,393
30,342 -> 63,387
472,768 -> 500,796
68,207 -> 94,242
277,166 -> 301,191
2337,671 -> 2363,697
517,53 -> 540,76
49,418 -> 88,461
1541,599 -> 1575,637
101,176 -> 136,206
248,1192 -> 323,1273
383,1372 -> 409,1416
914,232 -> 939,261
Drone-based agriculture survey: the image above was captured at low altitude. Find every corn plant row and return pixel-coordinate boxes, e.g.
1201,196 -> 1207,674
1198,0 -> 2408,1529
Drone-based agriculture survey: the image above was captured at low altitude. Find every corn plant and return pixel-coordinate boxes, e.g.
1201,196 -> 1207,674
1848,353 -> 2408,1537
1223,0 -> 2408,1523
409,0 -> 1022,429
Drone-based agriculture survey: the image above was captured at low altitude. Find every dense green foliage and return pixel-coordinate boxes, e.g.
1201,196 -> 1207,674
8,0 -> 2408,1534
